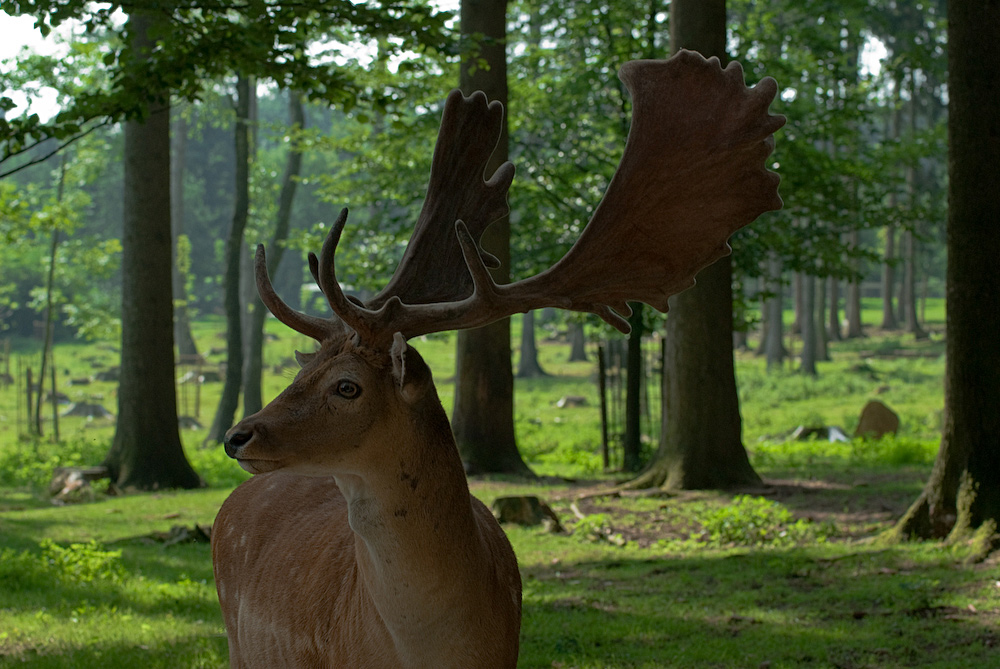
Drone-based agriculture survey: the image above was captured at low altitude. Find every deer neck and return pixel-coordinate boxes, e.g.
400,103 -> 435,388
331,400 -> 488,655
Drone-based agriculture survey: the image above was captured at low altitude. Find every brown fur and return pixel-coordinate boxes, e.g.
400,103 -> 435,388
212,341 -> 521,668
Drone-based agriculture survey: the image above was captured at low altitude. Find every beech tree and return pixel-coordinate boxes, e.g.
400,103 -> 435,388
204,75 -> 253,446
241,91 -> 305,417
102,9 -> 201,490
452,0 -> 532,475
627,0 -> 761,490
892,0 -> 1000,551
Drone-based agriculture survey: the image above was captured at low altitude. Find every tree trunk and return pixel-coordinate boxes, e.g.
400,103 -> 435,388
243,92 -> 305,416
893,0 -> 1000,549
845,231 -> 864,338
902,228 -> 926,338
452,0 -> 531,476
827,276 -> 841,341
566,319 -> 588,362
791,271 -> 803,335
903,71 -> 927,339
623,304 -> 644,472
630,258 -> 760,489
205,76 -> 253,445
799,273 -> 817,375
103,10 -> 201,490
170,109 -> 199,359
816,273 -> 829,362
35,157 -> 65,437
516,310 -> 547,378
626,0 -> 760,490
763,254 -> 786,371
881,224 -> 898,329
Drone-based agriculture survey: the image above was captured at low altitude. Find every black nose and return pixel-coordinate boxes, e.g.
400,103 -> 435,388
224,430 -> 253,458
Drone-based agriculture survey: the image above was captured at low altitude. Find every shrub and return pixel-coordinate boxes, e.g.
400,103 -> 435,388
697,495 -> 824,547
40,539 -> 126,584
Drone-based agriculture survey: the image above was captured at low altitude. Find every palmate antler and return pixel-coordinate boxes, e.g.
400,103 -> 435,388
256,49 -> 785,349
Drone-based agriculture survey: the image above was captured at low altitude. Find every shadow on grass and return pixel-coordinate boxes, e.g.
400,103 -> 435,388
519,548 -> 998,668
1,634 -> 229,668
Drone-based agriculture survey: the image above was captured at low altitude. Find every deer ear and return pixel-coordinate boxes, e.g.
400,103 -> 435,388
390,333 -> 430,404
295,350 -> 317,368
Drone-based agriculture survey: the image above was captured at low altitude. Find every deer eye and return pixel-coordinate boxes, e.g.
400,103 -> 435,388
335,380 -> 361,399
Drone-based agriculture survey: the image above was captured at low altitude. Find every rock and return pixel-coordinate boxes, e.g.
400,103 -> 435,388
791,425 -> 849,443
855,400 -> 900,439
491,496 -> 564,533
61,402 -> 114,419
93,367 -> 120,382
44,391 -> 72,405
556,395 -> 588,408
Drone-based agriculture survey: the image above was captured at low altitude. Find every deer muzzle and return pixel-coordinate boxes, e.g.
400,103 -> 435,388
224,427 -> 253,459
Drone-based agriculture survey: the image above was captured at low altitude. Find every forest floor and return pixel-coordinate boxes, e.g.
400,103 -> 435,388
3,305 -> 998,667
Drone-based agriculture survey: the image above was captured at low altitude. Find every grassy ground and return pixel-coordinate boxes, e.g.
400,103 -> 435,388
4,301 -> 995,668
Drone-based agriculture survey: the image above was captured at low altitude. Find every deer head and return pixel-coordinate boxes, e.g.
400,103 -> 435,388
223,49 -> 784,476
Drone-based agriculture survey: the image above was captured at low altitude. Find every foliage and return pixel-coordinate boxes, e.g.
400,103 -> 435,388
697,495 -> 827,547
0,129 -> 122,338
39,538 -> 125,584
1,0 -> 456,177
0,437 -> 108,489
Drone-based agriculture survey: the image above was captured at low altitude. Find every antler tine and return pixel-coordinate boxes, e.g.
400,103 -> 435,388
309,207 -> 384,343
358,221 -> 576,341
254,244 -> 341,342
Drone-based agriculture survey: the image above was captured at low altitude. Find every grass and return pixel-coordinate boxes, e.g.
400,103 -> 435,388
3,301 -> 990,668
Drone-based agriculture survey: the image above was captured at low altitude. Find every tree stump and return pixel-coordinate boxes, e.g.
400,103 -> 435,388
491,496 -> 564,533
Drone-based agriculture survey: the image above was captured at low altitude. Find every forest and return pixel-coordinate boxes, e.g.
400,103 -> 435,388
1,0 -> 998,667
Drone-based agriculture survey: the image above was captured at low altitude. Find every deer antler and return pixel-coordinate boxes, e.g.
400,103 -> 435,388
256,50 -> 784,347
254,89 -> 514,343
369,89 -> 515,308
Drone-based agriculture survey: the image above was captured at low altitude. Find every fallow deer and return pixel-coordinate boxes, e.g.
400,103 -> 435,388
212,50 -> 784,668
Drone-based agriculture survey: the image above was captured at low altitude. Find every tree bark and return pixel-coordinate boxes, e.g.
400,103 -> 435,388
205,76 -> 253,444
623,304 -> 644,472
903,72 -> 927,339
827,276 -> 841,341
103,10 -> 201,490
815,273 -> 829,362
763,254 -> 786,371
902,228 -> 926,338
516,311 -> 547,378
626,0 -> 760,490
566,320 -> 588,362
170,109 -> 199,359
243,92 -> 305,416
845,231 -> 864,337
799,273 -> 817,375
791,271 -> 803,335
35,157 -> 65,437
881,224 -> 898,329
452,0 -> 531,475
893,0 -> 1000,548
